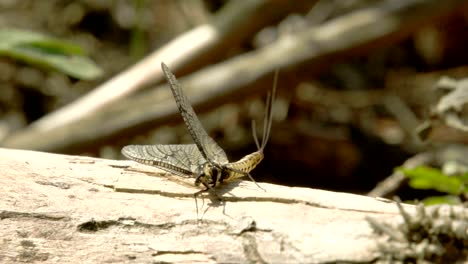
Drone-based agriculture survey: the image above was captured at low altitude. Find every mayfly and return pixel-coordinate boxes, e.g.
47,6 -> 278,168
122,62 -> 277,197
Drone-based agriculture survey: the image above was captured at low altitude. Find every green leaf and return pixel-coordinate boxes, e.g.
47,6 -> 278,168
399,166 -> 464,195
0,29 -> 102,80
458,172 -> 468,183
421,195 -> 461,206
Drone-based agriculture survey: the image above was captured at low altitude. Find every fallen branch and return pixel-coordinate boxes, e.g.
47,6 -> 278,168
2,0 -> 467,153
27,0 -> 317,133
4,147 -> 460,263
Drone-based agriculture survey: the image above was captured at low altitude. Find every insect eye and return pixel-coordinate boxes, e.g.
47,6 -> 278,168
211,167 -> 217,176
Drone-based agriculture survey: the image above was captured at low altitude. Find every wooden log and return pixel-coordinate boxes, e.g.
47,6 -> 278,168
0,148 -> 465,263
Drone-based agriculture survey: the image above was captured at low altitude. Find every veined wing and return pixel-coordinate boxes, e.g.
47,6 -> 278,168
122,144 -> 206,177
161,63 -> 229,165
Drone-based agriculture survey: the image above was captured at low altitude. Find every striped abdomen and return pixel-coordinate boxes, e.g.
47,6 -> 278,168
225,151 -> 264,180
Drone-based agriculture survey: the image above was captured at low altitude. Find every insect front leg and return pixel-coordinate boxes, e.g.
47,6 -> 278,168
194,165 -> 217,193
192,169 -> 222,219
193,169 -> 210,219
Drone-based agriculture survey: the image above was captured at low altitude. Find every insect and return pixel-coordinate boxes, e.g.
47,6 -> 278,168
122,62 -> 277,197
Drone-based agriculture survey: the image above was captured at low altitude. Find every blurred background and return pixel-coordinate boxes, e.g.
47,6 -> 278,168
0,0 -> 467,204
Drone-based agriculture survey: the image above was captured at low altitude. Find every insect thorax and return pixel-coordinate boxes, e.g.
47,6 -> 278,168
197,151 -> 265,188
194,162 -> 226,188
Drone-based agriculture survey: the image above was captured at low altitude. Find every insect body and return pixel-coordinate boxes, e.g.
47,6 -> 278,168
122,62 -> 276,195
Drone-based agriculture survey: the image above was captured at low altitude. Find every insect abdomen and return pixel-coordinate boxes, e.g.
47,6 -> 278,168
226,151 -> 264,179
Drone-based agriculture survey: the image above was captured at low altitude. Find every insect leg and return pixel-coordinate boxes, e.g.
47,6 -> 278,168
226,167 -> 266,192
193,188 -> 207,220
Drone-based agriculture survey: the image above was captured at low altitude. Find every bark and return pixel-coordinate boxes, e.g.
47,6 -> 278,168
2,147 -> 461,263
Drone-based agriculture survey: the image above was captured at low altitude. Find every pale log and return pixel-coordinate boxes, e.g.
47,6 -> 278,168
1,148 -> 463,263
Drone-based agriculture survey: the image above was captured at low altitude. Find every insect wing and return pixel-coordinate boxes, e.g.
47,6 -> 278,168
122,144 -> 207,177
161,63 -> 229,165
